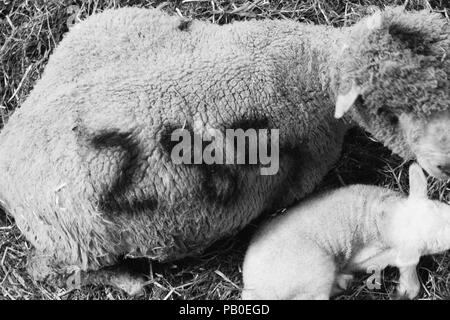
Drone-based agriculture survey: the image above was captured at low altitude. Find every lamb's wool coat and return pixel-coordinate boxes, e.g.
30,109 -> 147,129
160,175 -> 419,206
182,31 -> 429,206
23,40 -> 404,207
242,164 -> 450,300
0,7 -> 449,280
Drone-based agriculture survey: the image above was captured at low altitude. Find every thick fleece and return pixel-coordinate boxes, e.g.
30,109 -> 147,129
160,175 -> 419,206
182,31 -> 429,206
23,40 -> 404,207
0,7 -> 448,281
336,8 -> 450,158
0,8 -> 346,277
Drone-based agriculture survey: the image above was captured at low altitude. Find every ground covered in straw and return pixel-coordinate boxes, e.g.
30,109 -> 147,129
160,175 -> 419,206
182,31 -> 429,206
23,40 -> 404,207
1,0 -> 450,300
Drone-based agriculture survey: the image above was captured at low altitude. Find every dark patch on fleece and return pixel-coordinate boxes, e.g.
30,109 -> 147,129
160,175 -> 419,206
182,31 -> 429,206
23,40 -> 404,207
160,123 -> 185,157
388,24 -> 432,55
91,130 -> 158,214
229,117 -> 270,131
159,122 -> 201,163
177,19 -> 192,31
194,116 -> 270,205
159,122 -> 239,206
198,164 -> 239,206
227,116 -> 271,168
279,142 -> 314,198
376,105 -> 399,126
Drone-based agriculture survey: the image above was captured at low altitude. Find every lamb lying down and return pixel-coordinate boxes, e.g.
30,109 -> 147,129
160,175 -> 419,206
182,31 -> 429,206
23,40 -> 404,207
242,163 -> 450,300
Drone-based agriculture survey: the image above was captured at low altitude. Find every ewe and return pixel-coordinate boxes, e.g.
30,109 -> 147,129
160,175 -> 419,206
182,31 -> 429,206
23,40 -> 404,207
0,7 -> 449,292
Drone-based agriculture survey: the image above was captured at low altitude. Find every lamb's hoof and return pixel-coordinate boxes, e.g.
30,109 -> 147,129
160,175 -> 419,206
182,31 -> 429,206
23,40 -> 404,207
336,273 -> 354,290
331,273 -> 354,297
109,273 -> 146,297
393,285 -> 420,300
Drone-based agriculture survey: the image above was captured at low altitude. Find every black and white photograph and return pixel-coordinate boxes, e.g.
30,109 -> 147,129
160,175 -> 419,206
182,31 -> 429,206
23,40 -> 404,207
1,0 -> 450,304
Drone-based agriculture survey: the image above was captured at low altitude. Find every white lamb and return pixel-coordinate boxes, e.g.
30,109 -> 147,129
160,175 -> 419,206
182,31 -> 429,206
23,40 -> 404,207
242,163 -> 450,300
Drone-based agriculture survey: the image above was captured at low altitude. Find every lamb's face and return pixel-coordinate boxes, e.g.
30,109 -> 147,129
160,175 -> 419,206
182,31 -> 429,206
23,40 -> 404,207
396,164 -> 450,254
334,7 -> 450,178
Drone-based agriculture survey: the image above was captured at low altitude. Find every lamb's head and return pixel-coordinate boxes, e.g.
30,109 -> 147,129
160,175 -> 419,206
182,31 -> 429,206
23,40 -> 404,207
334,7 -> 450,179
393,163 -> 450,255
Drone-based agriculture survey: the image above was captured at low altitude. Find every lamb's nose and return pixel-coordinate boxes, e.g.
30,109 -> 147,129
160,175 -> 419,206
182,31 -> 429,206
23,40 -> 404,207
437,164 -> 450,176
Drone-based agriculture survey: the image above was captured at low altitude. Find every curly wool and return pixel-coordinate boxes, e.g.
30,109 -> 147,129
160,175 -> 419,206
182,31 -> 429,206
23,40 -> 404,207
338,7 -> 450,157
0,7 -> 346,277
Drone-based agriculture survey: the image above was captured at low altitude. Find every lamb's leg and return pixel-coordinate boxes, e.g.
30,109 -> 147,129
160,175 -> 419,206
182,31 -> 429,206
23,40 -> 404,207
395,265 -> 420,300
331,273 -> 354,295
290,253 -> 336,300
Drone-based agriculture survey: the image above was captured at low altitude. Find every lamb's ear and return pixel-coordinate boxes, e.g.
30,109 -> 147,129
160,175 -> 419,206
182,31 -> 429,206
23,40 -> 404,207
334,85 -> 361,119
409,163 -> 428,198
